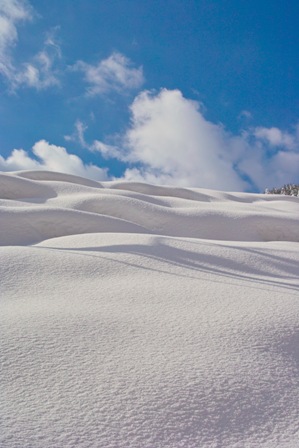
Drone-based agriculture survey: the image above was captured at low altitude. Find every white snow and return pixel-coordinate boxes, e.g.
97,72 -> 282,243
1,170 -> 299,447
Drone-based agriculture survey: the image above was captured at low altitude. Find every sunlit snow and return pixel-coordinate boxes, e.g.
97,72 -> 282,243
1,171 -> 299,447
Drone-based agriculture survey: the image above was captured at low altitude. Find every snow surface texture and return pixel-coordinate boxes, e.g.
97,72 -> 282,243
1,171 -> 299,448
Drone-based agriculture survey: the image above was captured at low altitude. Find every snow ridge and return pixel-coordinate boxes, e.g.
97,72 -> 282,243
1,171 -> 299,245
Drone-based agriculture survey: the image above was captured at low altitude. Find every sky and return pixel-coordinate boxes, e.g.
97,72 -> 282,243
0,0 -> 299,192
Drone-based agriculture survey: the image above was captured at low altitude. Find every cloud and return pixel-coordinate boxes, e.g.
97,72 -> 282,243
93,89 -> 249,190
65,119 -> 123,159
238,110 -> 252,121
2,87 -> 298,191
15,30 -> 61,89
0,0 -> 33,77
91,140 -> 121,160
64,120 -> 88,148
0,140 -> 108,180
73,52 -> 144,95
239,136 -> 299,190
254,126 -> 296,150
92,89 -> 299,191
0,1 -> 61,90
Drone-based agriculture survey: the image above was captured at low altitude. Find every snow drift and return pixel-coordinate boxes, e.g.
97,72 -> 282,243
1,171 -> 299,447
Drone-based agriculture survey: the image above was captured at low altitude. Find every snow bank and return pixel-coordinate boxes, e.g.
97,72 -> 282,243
1,171 -> 299,447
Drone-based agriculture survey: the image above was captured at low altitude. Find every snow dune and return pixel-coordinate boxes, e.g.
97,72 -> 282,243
1,171 -> 299,245
1,170 -> 299,447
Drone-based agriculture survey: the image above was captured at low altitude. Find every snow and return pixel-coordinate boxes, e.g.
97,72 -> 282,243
1,170 -> 299,447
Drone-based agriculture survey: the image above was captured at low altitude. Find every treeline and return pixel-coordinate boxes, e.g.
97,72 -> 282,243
265,184 -> 299,196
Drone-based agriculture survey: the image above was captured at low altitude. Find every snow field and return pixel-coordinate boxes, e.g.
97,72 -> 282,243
1,171 -> 299,447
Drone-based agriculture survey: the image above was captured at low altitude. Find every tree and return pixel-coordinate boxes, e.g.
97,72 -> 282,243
265,184 -> 299,196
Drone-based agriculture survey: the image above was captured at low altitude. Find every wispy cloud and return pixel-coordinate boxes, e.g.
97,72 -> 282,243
73,52 -> 144,96
0,140 -> 108,180
0,3 -> 141,94
0,0 -> 33,77
238,110 -> 252,121
0,1 -> 61,90
65,119 -> 122,159
64,120 -> 89,148
15,29 -> 61,89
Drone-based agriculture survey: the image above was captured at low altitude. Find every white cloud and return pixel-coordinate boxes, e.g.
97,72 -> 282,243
0,1 -> 61,90
237,123 -> 299,189
94,89 -> 249,190
3,87 -> 297,191
91,140 -> 121,159
65,119 -> 122,159
74,52 -> 144,95
92,89 -> 299,191
15,33 -> 61,89
120,167 -> 179,186
0,0 -> 33,77
0,140 -> 108,180
254,126 -> 296,150
0,0 -> 31,19
64,120 -> 88,148
238,110 -> 252,121
239,143 -> 299,190
0,148 -> 40,170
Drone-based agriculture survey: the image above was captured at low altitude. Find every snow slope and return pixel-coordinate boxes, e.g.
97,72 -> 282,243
1,171 -> 299,447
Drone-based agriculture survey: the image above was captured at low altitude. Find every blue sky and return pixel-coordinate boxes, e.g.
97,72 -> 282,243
0,0 -> 299,191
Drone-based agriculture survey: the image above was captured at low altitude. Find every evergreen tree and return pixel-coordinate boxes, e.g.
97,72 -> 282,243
265,184 -> 299,196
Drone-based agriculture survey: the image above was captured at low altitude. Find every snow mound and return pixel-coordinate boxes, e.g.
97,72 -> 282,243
1,171 -> 299,447
16,169 -> 104,188
0,172 -> 56,201
1,171 -> 299,245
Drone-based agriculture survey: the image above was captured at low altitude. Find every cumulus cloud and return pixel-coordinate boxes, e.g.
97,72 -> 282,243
0,140 -> 108,180
73,52 -> 144,96
92,89 -> 299,191
93,89 -> 249,190
0,1 -> 61,90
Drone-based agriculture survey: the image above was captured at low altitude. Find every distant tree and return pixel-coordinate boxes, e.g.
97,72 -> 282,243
265,184 -> 299,196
